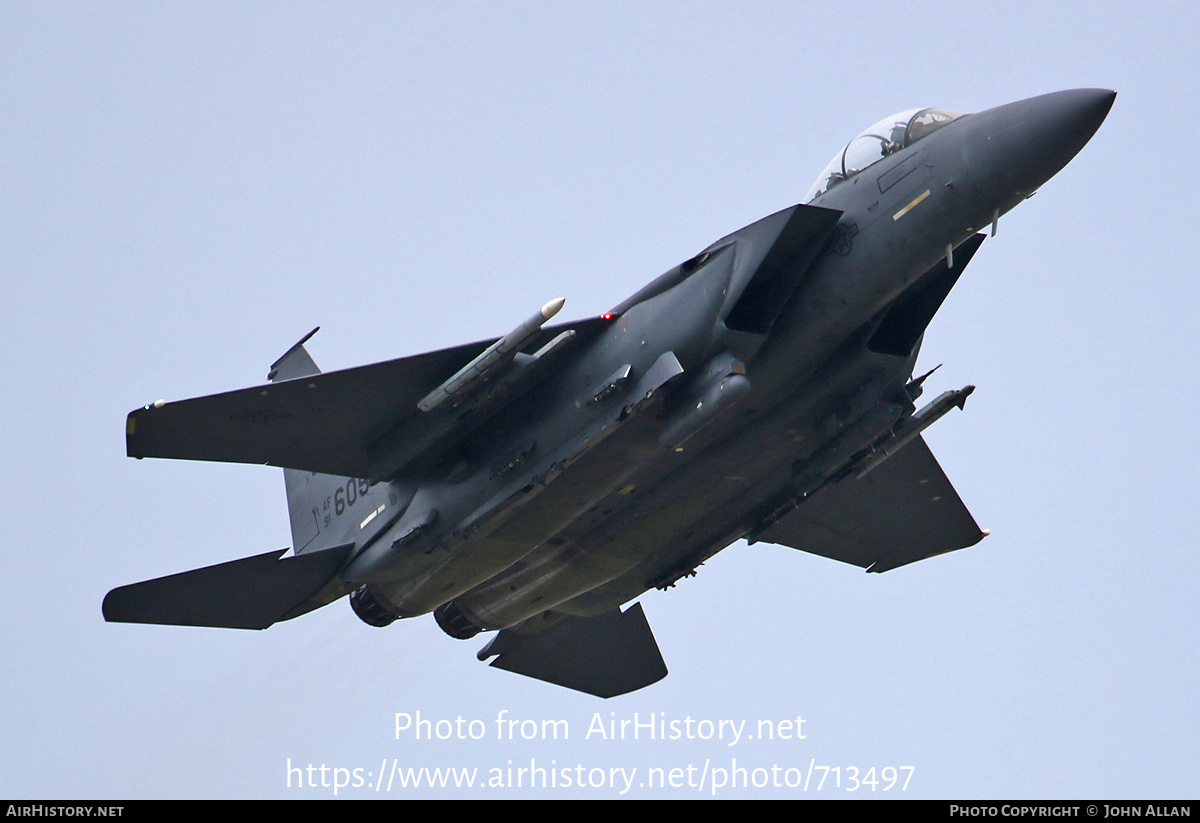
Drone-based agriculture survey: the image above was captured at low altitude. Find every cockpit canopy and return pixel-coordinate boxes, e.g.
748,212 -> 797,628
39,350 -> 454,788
804,108 -> 962,202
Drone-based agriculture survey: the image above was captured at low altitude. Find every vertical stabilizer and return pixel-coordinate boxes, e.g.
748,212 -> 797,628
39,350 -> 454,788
270,330 -> 355,555
268,330 -> 407,556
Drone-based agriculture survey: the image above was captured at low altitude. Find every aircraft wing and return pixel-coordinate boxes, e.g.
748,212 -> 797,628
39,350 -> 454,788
126,318 -> 609,479
756,436 -> 985,572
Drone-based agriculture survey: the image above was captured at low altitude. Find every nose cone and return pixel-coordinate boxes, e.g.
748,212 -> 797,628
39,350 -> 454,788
974,88 -> 1115,197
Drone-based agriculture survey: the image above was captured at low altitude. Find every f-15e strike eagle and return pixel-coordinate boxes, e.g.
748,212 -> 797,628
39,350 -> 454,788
106,89 -> 1115,697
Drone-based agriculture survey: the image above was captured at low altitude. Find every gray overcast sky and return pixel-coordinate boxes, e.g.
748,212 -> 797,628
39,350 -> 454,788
3,1 -> 1196,799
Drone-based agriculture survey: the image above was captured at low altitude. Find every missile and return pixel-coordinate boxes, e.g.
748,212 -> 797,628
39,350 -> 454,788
418,298 -> 565,413
854,385 -> 975,478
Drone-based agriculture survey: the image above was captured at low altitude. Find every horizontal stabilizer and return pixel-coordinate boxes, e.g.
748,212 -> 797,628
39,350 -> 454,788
477,603 -> 667,698
103,543 -> 354,629
126,317 -> 610,479
757,436 -> 984,572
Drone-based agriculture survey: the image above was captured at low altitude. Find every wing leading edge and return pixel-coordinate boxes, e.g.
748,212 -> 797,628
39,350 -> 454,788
756,436 -> 985,572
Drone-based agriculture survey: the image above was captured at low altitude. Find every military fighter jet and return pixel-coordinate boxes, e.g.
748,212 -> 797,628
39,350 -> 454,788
106,89 -> 1115,697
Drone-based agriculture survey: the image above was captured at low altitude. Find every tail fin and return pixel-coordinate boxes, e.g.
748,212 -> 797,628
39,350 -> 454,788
102,330 -> 371,630
269,329 -> 399,556
269,328 -> 329,554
